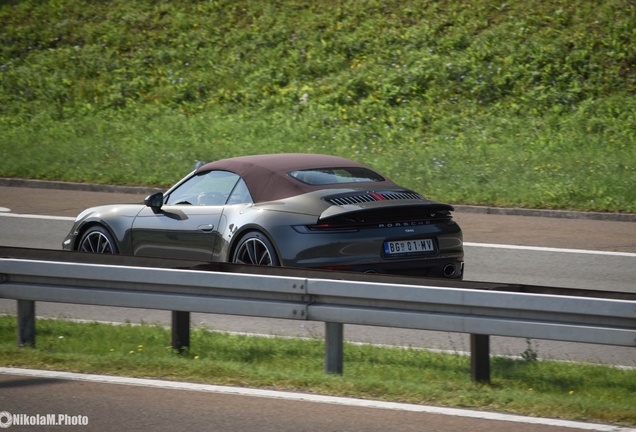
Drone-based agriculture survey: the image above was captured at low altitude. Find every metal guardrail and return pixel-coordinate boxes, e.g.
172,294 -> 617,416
0,247 -> 635,383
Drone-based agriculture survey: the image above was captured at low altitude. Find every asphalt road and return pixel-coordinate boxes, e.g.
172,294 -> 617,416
1,184 -> 634,291
0,184 -> 635,432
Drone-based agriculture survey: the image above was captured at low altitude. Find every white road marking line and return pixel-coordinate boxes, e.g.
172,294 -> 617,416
0,212 -> 75,221
0,367 -> 630,431
464,242 -> 636,258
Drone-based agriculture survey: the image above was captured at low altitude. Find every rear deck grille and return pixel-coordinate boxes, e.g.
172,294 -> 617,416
381,191 -> 422,200
326,191 -> 423,206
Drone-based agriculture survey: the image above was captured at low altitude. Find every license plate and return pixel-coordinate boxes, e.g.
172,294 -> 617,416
383,239 -> 435,256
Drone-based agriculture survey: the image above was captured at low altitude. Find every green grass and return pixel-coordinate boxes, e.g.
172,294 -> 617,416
0,316 -> 634,427
1,0 -> 635,212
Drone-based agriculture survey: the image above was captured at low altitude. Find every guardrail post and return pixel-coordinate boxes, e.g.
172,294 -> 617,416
325,322 -> 344,374
172,311 -> 190,353
470,334 -> 490,383
17,300 -> 36,347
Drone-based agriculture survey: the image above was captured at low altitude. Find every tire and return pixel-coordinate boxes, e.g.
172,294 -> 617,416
77,225 -> 119,254
232,232 -> 280,266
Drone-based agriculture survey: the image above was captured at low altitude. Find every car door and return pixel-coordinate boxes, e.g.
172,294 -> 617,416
130,170 -> 242,261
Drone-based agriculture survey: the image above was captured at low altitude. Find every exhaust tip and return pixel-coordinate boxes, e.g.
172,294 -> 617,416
443,264 -> 456,278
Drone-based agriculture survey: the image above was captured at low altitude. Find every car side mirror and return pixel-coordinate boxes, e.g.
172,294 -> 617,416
144,192 -> 164,209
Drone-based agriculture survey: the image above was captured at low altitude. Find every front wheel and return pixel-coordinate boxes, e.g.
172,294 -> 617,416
77,225 -> 119,254
232,232 -> 280,266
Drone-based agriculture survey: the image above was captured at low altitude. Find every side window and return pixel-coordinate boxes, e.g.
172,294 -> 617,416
164,171 -> 242,206
227,178 -> 253,204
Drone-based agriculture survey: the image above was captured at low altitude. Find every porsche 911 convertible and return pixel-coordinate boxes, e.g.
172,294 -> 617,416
63,153 -> 464,278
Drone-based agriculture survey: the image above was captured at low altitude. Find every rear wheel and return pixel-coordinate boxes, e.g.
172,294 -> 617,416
77,225 -> 119,254
232,232 -> 280,266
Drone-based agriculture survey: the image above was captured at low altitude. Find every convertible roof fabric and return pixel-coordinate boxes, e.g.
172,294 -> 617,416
197,153 -> 398,203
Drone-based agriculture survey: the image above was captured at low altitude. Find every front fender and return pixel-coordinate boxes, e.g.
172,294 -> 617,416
63,205 -> 145,254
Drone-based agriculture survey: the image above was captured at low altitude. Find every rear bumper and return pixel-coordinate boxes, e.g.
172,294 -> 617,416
310,256 -> 464,279
272,223 -> 464,279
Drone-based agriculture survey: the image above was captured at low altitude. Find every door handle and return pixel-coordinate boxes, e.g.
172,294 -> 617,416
197,224 -> 215,233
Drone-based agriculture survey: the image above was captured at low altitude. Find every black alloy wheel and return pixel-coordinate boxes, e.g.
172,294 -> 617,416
77,225 -> 119,254
232,232 -> 280,266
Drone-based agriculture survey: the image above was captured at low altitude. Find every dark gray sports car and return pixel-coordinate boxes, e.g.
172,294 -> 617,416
63,153 -> 464,278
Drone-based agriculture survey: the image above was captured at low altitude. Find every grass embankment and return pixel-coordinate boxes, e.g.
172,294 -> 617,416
0,316 -> 634,427
1,0 -> 635,211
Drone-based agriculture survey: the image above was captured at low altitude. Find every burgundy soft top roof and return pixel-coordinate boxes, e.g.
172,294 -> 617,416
197,153 -> 399,203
